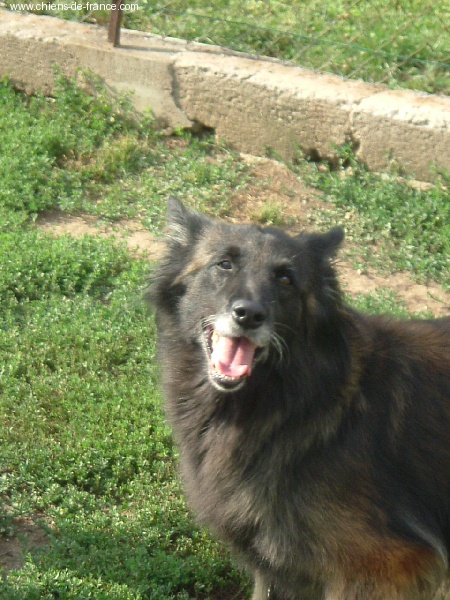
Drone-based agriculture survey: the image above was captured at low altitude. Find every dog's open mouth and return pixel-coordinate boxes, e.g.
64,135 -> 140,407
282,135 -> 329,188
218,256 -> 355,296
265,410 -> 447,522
203,326 -> 263,391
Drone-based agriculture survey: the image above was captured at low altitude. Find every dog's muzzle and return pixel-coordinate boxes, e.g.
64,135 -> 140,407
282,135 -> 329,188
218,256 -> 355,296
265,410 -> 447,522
202,309 -> 271,392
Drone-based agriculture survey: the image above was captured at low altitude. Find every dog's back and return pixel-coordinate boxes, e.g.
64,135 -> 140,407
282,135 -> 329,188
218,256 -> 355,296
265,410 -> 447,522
151,199 -> 450,600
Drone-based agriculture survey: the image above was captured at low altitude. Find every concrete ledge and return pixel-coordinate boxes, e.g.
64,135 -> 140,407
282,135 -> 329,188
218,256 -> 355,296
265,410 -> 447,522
1,11 -> 450,181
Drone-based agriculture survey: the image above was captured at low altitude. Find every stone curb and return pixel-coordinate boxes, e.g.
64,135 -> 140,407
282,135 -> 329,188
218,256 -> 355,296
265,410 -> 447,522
1,11 -> 449,181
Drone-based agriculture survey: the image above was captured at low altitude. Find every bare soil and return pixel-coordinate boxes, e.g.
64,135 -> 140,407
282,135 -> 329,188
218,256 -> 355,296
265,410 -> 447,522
0,515 -> 50,574
37,212 -> 165,261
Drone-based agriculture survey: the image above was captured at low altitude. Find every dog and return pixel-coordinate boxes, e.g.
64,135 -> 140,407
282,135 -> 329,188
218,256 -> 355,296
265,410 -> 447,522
149,197 -> 450,600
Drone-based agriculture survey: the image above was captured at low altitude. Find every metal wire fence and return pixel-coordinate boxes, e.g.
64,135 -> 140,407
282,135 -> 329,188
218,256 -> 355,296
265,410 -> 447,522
4,0 -> 450,95
135,1 -> 450,95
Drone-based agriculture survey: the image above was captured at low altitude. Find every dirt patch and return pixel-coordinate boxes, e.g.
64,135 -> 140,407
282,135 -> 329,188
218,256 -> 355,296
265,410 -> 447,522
36,212 -> 165,261
337,262 -> 449,316
0,516 -> 50,573
230,155 -> 323,218
36,156 -> 449,317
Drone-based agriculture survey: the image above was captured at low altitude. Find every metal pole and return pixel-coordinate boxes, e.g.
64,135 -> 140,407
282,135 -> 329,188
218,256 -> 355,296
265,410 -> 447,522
108,4 -> 123,47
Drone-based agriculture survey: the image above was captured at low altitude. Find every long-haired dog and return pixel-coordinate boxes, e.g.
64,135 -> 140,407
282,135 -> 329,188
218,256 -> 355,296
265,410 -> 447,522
149,198 -> 449,599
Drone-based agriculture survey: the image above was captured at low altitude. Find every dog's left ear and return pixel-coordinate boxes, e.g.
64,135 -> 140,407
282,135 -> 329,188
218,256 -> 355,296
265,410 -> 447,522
306,227 -> 345,260
166,197 -> 208,246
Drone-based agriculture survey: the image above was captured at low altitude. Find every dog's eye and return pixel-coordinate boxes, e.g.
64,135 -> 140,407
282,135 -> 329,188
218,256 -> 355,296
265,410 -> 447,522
276,271 -> 293,286
217,259 -> 233,270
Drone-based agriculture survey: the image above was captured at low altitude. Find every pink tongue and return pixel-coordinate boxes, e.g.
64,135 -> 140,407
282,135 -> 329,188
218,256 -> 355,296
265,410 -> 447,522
211,335 -> 257,378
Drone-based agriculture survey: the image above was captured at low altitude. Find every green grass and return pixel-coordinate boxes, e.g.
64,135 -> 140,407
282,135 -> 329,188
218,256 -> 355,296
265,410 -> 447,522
5,0 -> 450,95
0,77 -> 448,599
249,200 -> 295,228
348,289 -> 433,319
0,229 -> 245,599
0,72 -> 151,215
294,146 -> 450,289
0,77 -> 249,599
0,73 -> 247,226
72,132 -> 248,229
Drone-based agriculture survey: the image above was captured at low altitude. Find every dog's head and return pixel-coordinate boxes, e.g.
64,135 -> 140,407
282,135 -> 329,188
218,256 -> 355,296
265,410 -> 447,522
150,198 -> 344,393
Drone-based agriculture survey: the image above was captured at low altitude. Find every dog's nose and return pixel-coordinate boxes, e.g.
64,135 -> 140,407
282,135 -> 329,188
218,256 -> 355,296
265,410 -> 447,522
232,300 -> 266,330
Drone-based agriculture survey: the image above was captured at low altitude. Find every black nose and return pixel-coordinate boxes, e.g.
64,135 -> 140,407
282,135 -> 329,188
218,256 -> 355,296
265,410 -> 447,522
232,300 -> 266,330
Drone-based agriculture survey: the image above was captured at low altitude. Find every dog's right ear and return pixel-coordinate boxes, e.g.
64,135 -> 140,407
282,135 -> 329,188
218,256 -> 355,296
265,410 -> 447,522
166,197 -> 208,246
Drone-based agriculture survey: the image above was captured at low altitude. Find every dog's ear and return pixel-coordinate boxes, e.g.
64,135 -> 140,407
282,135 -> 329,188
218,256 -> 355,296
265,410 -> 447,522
306,227 -> 344,261
166,197 -> 208,246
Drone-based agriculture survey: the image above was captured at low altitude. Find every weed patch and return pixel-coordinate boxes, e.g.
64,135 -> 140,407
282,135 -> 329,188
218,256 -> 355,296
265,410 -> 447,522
0,74 -> 247,589
0,229 -> 133,307
0,73 -> 155,215
295,148 -> 450,288
0,230 -> 245,598
79,134 -> 248,228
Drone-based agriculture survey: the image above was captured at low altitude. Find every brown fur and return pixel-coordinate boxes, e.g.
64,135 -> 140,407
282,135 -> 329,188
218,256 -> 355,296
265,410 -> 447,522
149,199 -> 450,599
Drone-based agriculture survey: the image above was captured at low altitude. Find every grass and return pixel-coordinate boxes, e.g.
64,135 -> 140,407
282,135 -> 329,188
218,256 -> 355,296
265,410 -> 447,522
295,147 -> 450,289
75,132 -> 248,229
0,77 -> 448,598
348,289 -> 432,319
0,72 -> 149,215
0,76 -> 249,599
0,231 -> 245,599
4,0 -> 450,95
0,73 -> 247,230
249,200 -> 295,228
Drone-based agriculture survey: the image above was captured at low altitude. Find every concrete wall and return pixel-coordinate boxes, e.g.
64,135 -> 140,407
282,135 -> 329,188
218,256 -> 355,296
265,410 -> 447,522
1,11 -> 450,181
